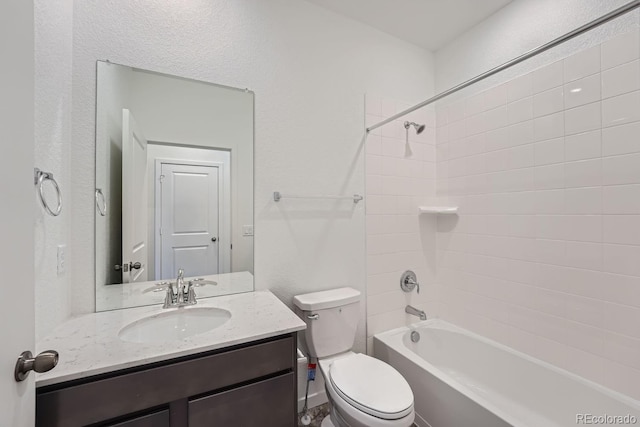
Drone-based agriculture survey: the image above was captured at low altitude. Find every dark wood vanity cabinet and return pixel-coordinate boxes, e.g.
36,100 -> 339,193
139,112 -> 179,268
36,334 -> 297,427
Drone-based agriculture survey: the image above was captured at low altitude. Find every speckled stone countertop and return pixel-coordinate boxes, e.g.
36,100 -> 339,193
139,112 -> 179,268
36,291 -> 306,387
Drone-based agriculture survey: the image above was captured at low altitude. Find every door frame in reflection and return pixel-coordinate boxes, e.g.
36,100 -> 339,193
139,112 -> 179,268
153,154 -> 231,280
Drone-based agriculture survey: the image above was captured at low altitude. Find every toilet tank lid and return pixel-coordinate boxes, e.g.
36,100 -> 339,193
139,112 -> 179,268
293,287 -> 360,311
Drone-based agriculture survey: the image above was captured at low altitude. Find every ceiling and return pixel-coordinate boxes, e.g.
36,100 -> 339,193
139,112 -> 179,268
305,0 -> 514,51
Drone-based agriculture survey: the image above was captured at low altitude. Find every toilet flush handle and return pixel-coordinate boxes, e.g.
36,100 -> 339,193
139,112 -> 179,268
307,313 -> 319,320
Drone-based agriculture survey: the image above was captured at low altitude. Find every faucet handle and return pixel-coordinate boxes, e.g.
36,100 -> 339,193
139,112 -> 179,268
177,268 -> 184,280
186,281 -> 197,305
163,284 -> 176,308
400,270 -> 420,294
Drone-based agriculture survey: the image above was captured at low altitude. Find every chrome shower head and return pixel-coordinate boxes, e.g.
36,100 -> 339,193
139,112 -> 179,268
404,121 -> 425,134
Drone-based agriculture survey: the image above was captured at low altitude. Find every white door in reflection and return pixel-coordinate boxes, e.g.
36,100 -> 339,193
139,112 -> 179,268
122,109 -> 148,283
158,163 -> 220,279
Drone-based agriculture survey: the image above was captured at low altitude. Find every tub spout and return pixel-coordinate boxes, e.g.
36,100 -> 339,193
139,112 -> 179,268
405,305 -> 427,320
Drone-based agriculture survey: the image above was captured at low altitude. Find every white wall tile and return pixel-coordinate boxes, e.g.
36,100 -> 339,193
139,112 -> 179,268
534,163 -> 564,190
603,153 -> 640,185
603,215 -> 640,246
366,96 -> 437,344
602,122 -> 640,157
507,97 -> 534,124
603,244 -> 640,277
565,159 -> 601,188
465,92 -> 486,117
602,91 -> 640,128
536,189 -> 565,214
483,106 -> 508,131
564,102 -> 601,135
603,185 -> 640,214
565,130 -> 601,162
601,60 -> 640,99
603,302 -> 640,339
602,272 -> 640,308
507,144 -> 535,169
536,239 -> 566,265
429,33 -> 640,400
603,332 -> 640,370
509,215 -> 537,238
566,295 -> 603,328
484,149 -> 508,172
533,61 -> 564,93
534,112 -> 564,141
507,120 -> 535,147
366,134 -> 382,155
366,154 -> 381,174
601,30 -> 640,70
484,83 -> 508,110
564,74 -> 601,109
536,215 -> 566,240
565,241 -> 602,270
564,215 -> 602,243
564,45 -> 600,83
533,87 -> 564,118
565,187 -> 601,215
534,137 -> 564,166
507,73 -> 533,103
485,127 -> 510,152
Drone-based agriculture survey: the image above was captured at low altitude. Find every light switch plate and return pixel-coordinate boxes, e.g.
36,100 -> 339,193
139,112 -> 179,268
242,225 -> 254,236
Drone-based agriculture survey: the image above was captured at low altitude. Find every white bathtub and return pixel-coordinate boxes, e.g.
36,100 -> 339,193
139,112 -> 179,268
374,319 -> 640,427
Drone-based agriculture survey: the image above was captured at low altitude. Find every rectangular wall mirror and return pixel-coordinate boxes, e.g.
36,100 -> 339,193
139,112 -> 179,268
95,61 -> 254,312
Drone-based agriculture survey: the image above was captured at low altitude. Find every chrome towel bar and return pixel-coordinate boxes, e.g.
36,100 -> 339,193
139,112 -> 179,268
273,191 -> 363,204
34,168 -> 62,216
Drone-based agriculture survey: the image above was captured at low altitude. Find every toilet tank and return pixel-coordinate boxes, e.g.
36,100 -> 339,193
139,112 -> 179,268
293,287 -> 360,358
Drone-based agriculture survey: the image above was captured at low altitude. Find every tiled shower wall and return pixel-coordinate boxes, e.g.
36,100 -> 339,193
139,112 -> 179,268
435,29 -> 640,399
364,96 -> 438,353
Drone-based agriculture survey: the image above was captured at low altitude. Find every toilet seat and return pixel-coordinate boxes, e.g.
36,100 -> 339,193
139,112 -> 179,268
328,353 -> 413,420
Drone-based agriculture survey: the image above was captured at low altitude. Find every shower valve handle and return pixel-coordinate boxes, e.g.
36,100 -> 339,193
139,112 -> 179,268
400,270 -> 420,294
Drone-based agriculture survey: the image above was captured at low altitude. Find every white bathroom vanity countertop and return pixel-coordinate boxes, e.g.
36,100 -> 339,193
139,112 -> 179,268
36,291 -> 306,387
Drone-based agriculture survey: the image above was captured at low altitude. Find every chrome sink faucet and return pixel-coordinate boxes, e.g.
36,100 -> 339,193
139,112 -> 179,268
163,268 -> 197,308
405,305 -> 427,321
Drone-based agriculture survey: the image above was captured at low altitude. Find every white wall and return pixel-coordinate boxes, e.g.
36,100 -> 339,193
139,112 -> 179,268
34,0 -> 74,340
435,0 -> 638,92
67,0 -> 434,355
435,27 -> 640,400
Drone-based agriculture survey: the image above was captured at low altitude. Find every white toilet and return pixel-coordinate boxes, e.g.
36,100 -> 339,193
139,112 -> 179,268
293,287 -> 415,427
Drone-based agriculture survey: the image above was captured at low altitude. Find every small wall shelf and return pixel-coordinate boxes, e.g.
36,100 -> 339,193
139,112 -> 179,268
418,206 -> 458,215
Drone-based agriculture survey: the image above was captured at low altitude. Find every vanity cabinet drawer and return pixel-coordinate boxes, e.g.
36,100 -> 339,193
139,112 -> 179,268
105,409 -> 170,427
189,372 -> 295,427
37,335 -> 296,427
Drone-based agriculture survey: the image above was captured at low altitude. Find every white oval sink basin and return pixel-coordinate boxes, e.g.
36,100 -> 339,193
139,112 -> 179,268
118,307 -> 231,344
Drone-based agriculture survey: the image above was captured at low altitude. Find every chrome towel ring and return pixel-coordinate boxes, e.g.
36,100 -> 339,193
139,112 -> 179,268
95,188 -> 107,216
34,168 -> 62,217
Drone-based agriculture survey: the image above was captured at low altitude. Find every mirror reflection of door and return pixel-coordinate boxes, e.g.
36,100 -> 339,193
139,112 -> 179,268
158,163 -> 221,279
122,109 -> 148,283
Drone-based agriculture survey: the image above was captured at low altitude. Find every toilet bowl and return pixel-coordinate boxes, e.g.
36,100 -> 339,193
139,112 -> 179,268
319,352 -> 414,427
293,287 -> 415,427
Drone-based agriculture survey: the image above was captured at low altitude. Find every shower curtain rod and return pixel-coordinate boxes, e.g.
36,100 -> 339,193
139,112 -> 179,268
366,0 -> 640,133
